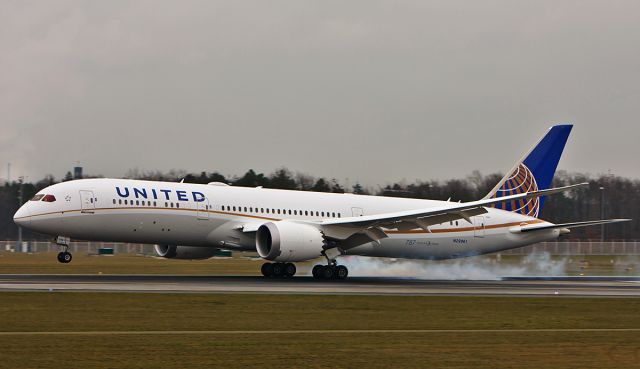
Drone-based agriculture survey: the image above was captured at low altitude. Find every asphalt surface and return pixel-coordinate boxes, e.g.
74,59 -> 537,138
0,274 -> 639,296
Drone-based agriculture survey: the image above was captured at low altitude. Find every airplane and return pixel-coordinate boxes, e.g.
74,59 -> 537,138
13,124 -> 630,279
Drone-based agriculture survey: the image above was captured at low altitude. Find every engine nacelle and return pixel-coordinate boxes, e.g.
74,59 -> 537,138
154,244 -> 218,260
256,221 -> 325,262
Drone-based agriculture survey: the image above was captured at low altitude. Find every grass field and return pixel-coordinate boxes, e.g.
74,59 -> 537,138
0,251 -> 638,277
0,251 -> 268,275
1,253 -> 639,368
0,293 -> 639,369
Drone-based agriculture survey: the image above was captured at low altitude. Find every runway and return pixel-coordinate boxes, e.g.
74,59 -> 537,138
0,274 -> 639,296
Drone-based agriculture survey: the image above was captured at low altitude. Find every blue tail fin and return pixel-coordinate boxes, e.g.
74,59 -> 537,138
484,124 -> 573,217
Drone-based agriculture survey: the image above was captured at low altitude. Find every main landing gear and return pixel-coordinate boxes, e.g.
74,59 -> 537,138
312,248 -> 348,280
312,264 -> 349,280
261,262 -> 297,278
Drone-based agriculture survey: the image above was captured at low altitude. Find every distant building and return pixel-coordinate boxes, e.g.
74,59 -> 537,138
73,166 -> 83,179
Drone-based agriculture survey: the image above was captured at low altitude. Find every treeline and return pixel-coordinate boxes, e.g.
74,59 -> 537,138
1,168 -> 638,240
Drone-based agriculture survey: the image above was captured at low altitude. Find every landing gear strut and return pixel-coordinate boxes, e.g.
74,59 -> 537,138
261,262 -> 296,278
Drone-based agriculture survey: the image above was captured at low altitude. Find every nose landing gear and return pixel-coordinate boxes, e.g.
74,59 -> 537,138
55,236 -> 72,264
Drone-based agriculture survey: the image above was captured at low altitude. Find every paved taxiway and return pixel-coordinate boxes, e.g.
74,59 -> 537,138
0,275 -> 639,296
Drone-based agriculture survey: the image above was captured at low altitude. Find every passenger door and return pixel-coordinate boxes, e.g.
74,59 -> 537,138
351,207 -> 364,217
79,190 -> 95,214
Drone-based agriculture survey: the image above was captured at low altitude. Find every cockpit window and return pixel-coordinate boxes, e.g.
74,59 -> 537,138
42,194 -> 56,202
30,194 -> 45,201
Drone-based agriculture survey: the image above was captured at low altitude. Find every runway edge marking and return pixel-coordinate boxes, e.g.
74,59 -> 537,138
0,328 -> 639,335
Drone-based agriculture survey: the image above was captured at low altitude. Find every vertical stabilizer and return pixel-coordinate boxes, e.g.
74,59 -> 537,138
484,124 -> 573,217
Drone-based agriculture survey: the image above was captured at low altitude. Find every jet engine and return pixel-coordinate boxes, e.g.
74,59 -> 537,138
256,221 -> 325,262
154,244 -> 218,260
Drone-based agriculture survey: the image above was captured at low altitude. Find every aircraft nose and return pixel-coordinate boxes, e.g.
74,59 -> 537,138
13,204 -> 31,226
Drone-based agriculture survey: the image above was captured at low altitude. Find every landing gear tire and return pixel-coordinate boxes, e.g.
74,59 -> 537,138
312,264 -> 349,280
335,265 -> 348,280
261,262 -> 274,277
321,265 -> 335,279
312,265 -> 323,279
272,263 -> 284,277
261,262 -> 296,278
284,263 -> 296,277
57,252 -> 72,264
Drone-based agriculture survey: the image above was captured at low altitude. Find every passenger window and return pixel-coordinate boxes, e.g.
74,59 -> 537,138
288,210 -> 291,215
304,211 -> 308,216
164,202 -> 168,207
244,207 -> 247,212
153,201 -> 157,206
124,200 -> 128,205
170,202 -> 174,208
136,200 -> 139,205
338,213 -> 341,218
176,203 -> 180,208
233,206 -> 236,211
119,199 -> 122,205
266,209 -> 270,214
332,212 -> 335,217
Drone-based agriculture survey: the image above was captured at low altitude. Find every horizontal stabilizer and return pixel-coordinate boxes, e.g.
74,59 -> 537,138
519,219 -> 632,233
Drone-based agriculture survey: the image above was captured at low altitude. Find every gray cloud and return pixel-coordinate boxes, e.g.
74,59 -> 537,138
1,0 -> 639,185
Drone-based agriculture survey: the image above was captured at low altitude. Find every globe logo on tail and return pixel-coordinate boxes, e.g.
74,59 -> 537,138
489,163 -> 540,217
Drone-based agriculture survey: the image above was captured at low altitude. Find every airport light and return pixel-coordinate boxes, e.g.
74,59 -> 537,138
599,186 -> 605,242
17,176 -> 24,251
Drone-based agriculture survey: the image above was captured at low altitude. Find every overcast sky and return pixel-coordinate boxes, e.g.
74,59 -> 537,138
2,1 -> 639,186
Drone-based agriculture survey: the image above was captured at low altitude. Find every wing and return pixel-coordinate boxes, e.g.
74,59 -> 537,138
319,183 -> 588,242
513,219 -> 632,233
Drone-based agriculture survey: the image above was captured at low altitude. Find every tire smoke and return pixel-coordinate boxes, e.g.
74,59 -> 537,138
338,252 -> 567,280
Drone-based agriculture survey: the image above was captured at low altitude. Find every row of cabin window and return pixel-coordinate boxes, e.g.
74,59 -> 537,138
221,205 -> 341,218
111,198 -> 211,209
112,198 -> 213,210
113,198 -> 160,207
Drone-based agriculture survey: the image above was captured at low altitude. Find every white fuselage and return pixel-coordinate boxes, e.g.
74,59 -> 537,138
14,178 -> 560,260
